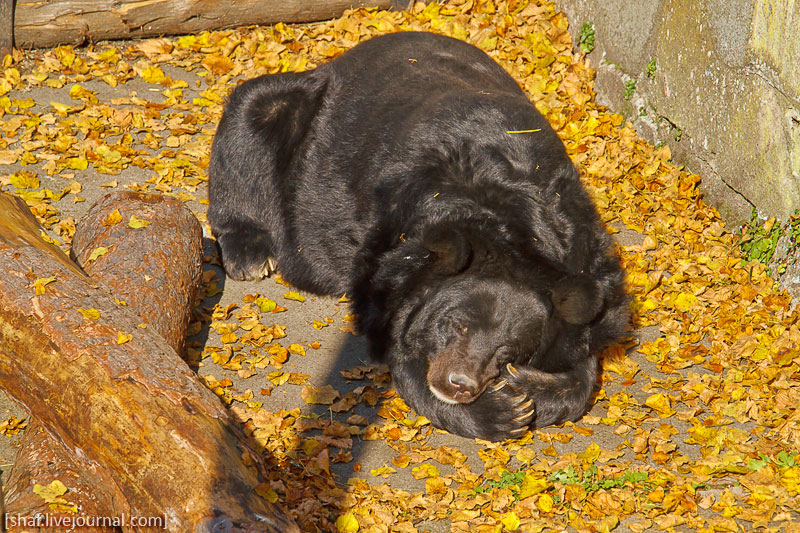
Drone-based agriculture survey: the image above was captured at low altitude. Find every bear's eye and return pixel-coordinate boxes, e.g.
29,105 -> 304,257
492,346 -> 516,365
440,317 -> 468,336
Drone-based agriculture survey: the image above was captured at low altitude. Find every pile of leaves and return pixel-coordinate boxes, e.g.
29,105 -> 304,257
1,0 -> 799,531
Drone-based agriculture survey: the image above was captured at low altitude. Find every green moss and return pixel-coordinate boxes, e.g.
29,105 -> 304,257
646,57 -> 657,79
578,22 -> 595,53
623,79 -> 636,101
739,208 -> 800,275
787,210 -> 800,257
551,465 -> 651,493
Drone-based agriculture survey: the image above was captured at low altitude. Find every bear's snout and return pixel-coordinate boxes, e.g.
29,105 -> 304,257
426,337 -> 499,405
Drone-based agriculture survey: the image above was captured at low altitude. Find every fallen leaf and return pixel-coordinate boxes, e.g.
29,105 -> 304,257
284,291 -> 306,302
85,246 -> 109,264
33,276 -> 56,295
301,384 -> 340,405
103,208 -> 123,226
76,308 -> 100,320
128,214 -> 151,228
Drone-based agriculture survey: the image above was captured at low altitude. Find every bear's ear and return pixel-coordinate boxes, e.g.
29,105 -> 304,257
423,225 -> 472,275
552,276 -> 603,325
248,72 -> 328,171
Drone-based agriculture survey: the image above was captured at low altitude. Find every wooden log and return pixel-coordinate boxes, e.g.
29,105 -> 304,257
0,192 -> 298,532
13,0 -> 394,49
0,0 -> 12,58
4,191 -> 203,530
3,424 -> 121,532
70,191 -> 204,356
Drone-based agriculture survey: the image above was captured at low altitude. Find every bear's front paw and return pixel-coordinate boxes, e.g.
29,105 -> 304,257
216,232 -> 275,281
467,364 -> 536,441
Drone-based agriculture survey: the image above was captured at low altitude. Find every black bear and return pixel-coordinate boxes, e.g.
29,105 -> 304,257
208,32 -> 629,441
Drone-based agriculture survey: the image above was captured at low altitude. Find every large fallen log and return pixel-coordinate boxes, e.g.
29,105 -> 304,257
3,191 -> 203,530
0,192 -> 298,532
12,0 -> 396,49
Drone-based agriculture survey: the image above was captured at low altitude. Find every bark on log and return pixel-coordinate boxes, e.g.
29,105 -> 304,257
13,0 -> 394,49
0,192 -> 298,532
3,424 -> 121,532
0,0 -> 12,58
70,191 -> 204,356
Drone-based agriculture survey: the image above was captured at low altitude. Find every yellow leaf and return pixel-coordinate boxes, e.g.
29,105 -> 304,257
50,101 -> 73,115
96,47 -> 120,63
128,214 -> 151,229
645,392 -> 676,418
86,246 -> 109,264
578,441 -> 602,463
780,468 -> 800,494
76,308 -> 100,320
283,291 -> 306,302
639,298 -> 657,312
141,65 -> 167,84
33,276 -> 56,295
336,512 -> 359,533
68,84 -> 96,102
411,463 -> 440,479
55,46 -> 75,67
0,415 -> 27,436
480,36 -> 498,50
312,320 -> 329,330
288,343 -> 306,356
267,370 -> 289,386
673,292 -> 697,312
392,455 -> 411,468
221,331 -> 238,344
272,273 -> 291,286
537,493 -> 554,513
96,144 -> 122,163
117,331 -> 132,344
288,372 -> 310,385
33,479 -> 77,514
369,465 -> 396,478
205,281 -> 223,298
202,54 -> 235,75
39,230 -> 59,245
103,208 -> 123,226
301,384 -> 340,405
64,157 -> 88,170
519,475 -> 548,499
33,479 -> 67,501
9,172 -> 39,189
255,296 -> 277,312
501,512 -> 521,531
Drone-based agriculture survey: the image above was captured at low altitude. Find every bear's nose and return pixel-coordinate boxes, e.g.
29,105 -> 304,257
448,372 -> 478,395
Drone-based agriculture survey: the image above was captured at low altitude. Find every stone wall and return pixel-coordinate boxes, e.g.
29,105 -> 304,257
555,0 -> 800,225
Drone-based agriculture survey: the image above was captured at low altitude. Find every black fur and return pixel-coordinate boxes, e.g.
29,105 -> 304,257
208,32 -> 630,441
